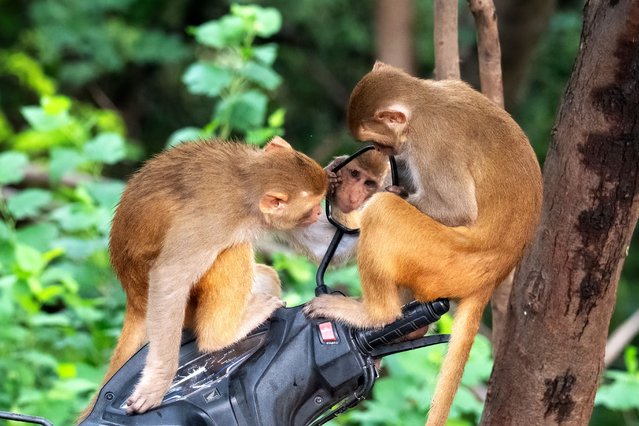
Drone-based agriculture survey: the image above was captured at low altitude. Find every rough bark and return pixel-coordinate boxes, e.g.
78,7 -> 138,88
481,1 -> 639,425
375,0 -> 415,74
434,0 -> 460,80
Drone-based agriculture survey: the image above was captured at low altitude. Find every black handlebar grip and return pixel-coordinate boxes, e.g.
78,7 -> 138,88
354,299 -> 450,354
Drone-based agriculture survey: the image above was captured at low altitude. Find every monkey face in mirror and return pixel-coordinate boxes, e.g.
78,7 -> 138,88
327,150 -> 389,228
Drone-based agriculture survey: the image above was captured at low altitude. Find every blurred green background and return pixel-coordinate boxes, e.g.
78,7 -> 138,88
0,1 -> 637,425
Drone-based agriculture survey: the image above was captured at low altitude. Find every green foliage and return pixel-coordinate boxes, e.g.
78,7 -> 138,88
0,51 -> 56,97
332,330 -> 492,426
27,0 -> 190,86
515,10 -> 582,161
0,82 -> 129,423
596,346 -> 639,414
169,4 -> 286,147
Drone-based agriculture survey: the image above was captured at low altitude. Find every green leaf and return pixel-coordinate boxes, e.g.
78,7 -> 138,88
42,95 -> 71,115
57,363 -> 77,379
6,189 -> 53,220
53,237 -> 104,260
625,345 -> 638,375
84,132 -> 126,164
241,61 -> 282,90
0,151 -> 28,184
272,253 -> 314,284
21,105 -> 71,131
15,243 -> 46,274
183,63 -> 233,97
51,204 -> 97,232
215,90 -> 267,132
596,373 -> 639,410
167,127 -> 204,148
0,221 -> 13,241
252,44 -> 278,66
268,108 -> 286,128
41,266 -> 78,292
253,7 -> 282,37
50,148 -> 84,182
231,5 -> 282,38
84,181 -> 124,209
193,16 -> 245,49
246,128 -> 279,145
16,223 -> 60,249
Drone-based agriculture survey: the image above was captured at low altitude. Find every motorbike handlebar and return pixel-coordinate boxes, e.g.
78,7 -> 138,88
354,299 -> 450,354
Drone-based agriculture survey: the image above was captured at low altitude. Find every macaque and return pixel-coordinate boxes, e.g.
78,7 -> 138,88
278,150 -> 389,265
305,62 -> 543,425
82,137 -> 326,418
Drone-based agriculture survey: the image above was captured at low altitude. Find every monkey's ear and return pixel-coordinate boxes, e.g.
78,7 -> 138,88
373,60 -> 389,71
259,192 -> 289,214
265,136 -> 292,152
373,104 -> 410,133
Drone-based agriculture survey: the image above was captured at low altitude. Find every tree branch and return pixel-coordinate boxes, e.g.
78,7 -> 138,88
434,0 -> 460,79
467,0 -> 504,107
605,309 -> 639,366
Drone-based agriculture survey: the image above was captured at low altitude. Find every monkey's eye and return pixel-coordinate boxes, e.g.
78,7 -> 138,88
365,180 -> 376,188
350,169 -> 360,179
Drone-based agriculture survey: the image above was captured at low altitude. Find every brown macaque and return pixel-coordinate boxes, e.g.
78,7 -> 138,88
80,137 -> 326,419
305,62 -> 543,425
278,150 -> 389,265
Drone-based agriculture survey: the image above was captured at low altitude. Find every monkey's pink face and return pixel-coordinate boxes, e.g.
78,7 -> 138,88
333,165 -> 380,213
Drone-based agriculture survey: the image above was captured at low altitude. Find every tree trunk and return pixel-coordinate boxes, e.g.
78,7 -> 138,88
434,0 -> 460,80
481,1 -> 639,425
375,0 -> 415,74
467,0 -> 504,107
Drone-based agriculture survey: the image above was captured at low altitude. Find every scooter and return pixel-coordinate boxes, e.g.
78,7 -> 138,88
1,146 -> 450,426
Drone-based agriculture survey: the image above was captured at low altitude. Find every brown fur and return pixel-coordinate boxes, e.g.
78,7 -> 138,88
79,138 -> 326,420
305,63 -> 543,426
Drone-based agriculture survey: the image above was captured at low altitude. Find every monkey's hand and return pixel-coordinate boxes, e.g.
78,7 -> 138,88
325,158 -> 345,191
385,185 -> 409,199
125,368 -> 173,414
304,295 -> 396,329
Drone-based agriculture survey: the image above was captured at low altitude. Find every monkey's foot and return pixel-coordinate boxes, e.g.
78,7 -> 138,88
304,295 -> 395,329
125,376 -> 171,414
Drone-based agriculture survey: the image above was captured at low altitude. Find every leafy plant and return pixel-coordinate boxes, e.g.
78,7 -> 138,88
0,58 -> 131,424
596,346 -> 639,413
169,4 -> 286,147
27,0 -> 190,86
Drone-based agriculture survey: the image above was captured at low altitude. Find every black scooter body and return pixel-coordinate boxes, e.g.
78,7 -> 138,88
81,297 -> 450,426
81,306 -> 370,425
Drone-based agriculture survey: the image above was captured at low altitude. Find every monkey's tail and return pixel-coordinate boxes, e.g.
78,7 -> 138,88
425,296 -> 487,426
75,303 -> 147,424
